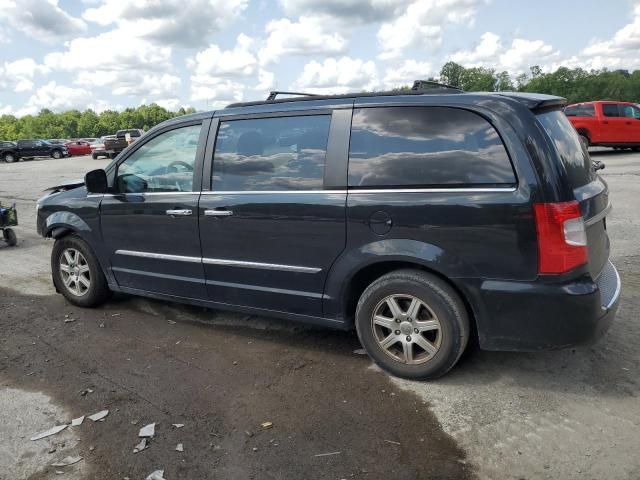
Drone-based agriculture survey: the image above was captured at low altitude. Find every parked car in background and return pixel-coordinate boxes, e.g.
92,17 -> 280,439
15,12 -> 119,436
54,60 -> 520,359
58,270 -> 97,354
104,129 -> 144,158
565,101 -> 640,150
48,139 -> 69,145
36,84 -> 620,380
1,139 -> 69,162
90,135 -> 115,159
65,140 -> 92,156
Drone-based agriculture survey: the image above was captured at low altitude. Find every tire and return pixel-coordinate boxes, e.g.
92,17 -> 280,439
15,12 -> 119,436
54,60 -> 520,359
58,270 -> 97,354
579,134 -> 589,150
633,147 -> 640,152
3,228 -> 17,246
51,234 -> 111,307
3,152 -> 17,163
355,269 -> 470,380
51,149 -> 62,159
92,153 -> 98,159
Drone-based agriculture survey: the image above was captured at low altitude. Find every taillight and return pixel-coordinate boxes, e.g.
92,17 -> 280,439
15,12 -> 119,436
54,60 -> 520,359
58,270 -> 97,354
534,201 -> 587,274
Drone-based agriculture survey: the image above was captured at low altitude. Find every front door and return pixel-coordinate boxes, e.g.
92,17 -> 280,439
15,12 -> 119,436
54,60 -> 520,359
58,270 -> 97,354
198,112 -> 347,317
100,121 -> 209,299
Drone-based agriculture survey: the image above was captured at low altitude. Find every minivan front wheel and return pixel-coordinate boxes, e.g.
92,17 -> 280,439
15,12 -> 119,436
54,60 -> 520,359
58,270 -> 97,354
355,270 -> 469,380
52,235 -> 110,307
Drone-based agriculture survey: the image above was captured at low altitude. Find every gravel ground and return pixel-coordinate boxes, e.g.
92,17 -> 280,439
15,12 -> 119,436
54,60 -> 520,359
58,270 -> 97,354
0,150 -> 639,479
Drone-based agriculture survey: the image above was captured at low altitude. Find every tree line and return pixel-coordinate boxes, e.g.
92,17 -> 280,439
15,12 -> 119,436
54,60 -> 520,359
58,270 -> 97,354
436,62 -> 640,103
2,63 -> 639,141
0,104 -> 196,141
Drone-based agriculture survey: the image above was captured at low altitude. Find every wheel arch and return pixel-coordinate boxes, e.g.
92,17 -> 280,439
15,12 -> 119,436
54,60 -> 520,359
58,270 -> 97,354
575,128 -> 591,143
323,239 -> 480,338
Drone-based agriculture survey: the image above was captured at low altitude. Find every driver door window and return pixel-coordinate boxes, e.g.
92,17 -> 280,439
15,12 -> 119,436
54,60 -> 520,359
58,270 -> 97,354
117,124 -> 202,193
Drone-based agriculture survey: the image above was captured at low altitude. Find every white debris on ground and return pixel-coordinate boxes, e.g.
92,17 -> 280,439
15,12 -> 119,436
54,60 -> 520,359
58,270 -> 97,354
87,410 -> 109,421
51,455 -> 83,467
133,438 -> 148,454
145,469 -> 166,480
139,423 -> 156,437
171,423 -> 184,428
30,424 -> 68,441
71,416 -> 84,426
175,443 -> 183,452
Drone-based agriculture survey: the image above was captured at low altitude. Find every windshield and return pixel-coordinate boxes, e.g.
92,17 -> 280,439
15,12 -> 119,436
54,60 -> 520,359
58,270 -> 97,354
536,110 -> 595,187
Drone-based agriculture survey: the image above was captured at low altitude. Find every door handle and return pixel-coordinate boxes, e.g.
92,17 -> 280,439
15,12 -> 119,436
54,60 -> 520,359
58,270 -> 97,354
626,121 -> 632,125
204,209 -> 233,217
166,209 -> 192,216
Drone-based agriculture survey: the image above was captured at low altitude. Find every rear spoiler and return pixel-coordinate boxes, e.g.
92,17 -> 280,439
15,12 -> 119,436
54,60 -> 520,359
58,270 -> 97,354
487,92 -> 567,111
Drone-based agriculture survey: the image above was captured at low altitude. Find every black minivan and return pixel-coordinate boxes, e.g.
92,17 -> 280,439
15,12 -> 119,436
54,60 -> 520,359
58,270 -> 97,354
36,84 -> 620,379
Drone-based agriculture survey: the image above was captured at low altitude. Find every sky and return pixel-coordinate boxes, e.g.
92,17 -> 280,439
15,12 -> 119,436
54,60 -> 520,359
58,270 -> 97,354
0,0 -> 638,116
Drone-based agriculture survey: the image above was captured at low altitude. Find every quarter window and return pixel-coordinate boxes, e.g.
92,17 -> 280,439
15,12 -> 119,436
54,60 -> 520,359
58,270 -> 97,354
348,106 -> 516,188
621,104 -> 640,119
212,115 -> 331,191
116,124 -> 202,193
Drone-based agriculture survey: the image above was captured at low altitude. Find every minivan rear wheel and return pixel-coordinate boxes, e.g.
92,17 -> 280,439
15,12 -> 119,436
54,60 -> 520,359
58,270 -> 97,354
355,269 -> 469,380
52,235 -> 111,307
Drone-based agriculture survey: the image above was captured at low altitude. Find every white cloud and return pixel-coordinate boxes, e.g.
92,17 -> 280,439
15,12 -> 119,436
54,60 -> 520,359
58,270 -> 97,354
44,30 -> 181,100
378,0 -> 482,59
383,59 -> 434,89
280,0 -> 409,24
188,34 -> 257,78
18,81 -> 93,115
82,0 -> 247,48
0,58 -> 49,93
0,0 -> 86,41
446,32 -> 558,74
293,56 -> 378,94
190,77 -> 246,108
259,16 -> 347,65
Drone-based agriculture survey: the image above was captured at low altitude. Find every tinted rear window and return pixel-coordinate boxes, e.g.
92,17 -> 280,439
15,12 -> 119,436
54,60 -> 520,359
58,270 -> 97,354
565,104 -> 595,117
536,110 -> 594,187
348,106 -> 516,188
602,104 -> 620,117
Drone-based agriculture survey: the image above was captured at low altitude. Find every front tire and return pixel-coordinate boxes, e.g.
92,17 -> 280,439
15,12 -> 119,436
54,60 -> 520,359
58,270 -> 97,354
51,150 -> 63,159
355,270 -> 470,380
3,152 -> 17,163
51,235 -> 110,307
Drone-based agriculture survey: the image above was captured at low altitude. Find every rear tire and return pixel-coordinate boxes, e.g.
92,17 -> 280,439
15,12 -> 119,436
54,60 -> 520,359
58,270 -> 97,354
51,150 -> 62,159
3,228 -> 17,246
355,269 -> 470,380
51,234 -> 111,307
92,153 -> 98,159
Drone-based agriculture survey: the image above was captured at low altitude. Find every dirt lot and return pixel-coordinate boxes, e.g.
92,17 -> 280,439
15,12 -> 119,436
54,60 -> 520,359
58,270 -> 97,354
1,151 -> 639,480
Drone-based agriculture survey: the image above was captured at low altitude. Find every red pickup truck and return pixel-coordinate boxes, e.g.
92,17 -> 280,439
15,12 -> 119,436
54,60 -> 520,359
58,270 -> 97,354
565,101 -> 640,151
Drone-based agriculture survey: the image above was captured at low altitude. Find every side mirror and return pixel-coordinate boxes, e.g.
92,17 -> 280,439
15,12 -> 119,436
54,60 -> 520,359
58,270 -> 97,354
85,169 -> 108,194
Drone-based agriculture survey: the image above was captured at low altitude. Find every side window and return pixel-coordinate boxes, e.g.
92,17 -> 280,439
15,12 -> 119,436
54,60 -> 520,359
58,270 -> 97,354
212,115 -> 331,191
348,106 -> 516,188
621,105 -> 640,119
116,124 -> 202,193
564,106 -> 577,116
581,104 -> 596,117
602,104 -> 620,117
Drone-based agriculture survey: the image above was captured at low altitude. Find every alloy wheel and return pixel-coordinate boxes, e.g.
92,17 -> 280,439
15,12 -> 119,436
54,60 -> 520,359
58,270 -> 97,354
371,294 -> 442,365
59,248 -> 91,297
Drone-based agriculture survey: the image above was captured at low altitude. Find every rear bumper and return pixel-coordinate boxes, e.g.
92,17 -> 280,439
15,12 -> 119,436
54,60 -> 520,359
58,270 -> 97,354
461,261 -> 621,351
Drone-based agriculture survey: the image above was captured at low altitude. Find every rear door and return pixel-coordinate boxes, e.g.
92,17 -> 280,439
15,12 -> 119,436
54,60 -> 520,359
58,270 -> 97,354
18,140 -> 35,157
619,104 -> 640,143
536,110 -> 610,277
100,119 -> 210,299
198,110 -> 349,317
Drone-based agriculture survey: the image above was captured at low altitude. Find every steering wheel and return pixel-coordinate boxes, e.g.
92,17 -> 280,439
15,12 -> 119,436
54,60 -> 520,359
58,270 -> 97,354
167,160 -> 193,171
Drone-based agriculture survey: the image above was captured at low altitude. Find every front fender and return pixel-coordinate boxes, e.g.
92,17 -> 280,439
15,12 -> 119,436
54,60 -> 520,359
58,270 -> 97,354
323,238 -> 478,320
44,210 -> 91,237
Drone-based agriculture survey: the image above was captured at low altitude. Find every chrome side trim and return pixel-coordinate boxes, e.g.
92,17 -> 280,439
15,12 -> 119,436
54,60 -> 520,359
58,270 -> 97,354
585,202 -> 612,227
114,250 -> 321,273
348,187 -> 517,194
115,250 -> 201,263
94,192 -> 197,197
200,190 -> 347,195
203,257 -> 321,274
205,279 -> 323,298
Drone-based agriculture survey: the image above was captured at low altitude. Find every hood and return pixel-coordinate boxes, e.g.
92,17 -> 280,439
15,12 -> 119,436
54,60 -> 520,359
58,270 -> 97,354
44,178 -> 84,193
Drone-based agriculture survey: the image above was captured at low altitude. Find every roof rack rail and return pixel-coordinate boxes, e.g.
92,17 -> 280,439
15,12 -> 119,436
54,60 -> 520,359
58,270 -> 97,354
266,91 -> 320,101
411,80 -> 463,92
